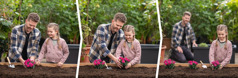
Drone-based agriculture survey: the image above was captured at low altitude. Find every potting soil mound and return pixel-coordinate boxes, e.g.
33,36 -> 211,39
78,65 -> 156,78
159,65 -> 238,78
0,65 -> 76,78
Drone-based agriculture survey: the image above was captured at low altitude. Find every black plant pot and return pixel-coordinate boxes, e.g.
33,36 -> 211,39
141,44 -> 159,64
65,44 -> 79,64
192,44 -> 237,63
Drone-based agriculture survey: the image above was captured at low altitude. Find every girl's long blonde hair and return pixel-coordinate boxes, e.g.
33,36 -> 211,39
46,23 -> 62,50
123,25 -> 135,49
216,24 -> 228,50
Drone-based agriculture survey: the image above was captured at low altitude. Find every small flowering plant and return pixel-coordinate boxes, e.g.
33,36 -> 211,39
93,59 -> 105,69
24,59 -> 36,69
119,57 -> 130,67
211,60 -> 220,70
188,61 -> 198,69
164,59 -> 175,69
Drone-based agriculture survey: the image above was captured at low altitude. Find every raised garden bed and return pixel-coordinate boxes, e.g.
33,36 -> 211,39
159,63 -> 238,78
0,62 -> 77,78
192,44 -> 237,63
78,63 -> 157,78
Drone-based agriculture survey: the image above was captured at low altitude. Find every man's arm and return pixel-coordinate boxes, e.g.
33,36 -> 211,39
9,28 -> 22,60
29,32 -> 41,61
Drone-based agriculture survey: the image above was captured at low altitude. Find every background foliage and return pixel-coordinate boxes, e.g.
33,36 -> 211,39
159,0 -> 238,44
0,0 -> 79,44
79,0 -> 160,44
0,0 -> 79,59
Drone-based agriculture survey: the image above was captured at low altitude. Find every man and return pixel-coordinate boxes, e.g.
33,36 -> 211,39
170,11 -> 198,63
9,13 -> 41,66
89,13 -> 126,67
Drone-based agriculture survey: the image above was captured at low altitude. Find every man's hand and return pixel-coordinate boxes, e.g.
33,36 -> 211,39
107,53 -> 122,68
115,58 -> 122,68
177,46 -> 183,53
193,41 -> 198,47
125,63 -> 132,69
30,56 -> 36,61
19,57 -> 26,68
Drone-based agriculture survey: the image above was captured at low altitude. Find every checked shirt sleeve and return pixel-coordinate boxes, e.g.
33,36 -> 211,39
171,25 -> 179,48
96,26 -> 111,57
29,32 -> 41,58
189,26 -> 196,42
9,28 -> 21,60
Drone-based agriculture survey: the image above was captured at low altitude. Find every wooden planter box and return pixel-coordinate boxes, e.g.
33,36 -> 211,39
65,44 -> 79,64
79,63 -> 157,78
141,44 -> 159,64
0,62 -> 77,78
192,44 -> 237,63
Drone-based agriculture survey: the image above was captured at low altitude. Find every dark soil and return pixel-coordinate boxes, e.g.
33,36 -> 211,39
0,65 -> 76,78
159,65 -> 238,78
78,65 -> 156,78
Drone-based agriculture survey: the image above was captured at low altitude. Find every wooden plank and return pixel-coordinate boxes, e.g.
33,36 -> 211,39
160,63 -> 238,68
0,62 -> 77,68
80,63 -> 157,68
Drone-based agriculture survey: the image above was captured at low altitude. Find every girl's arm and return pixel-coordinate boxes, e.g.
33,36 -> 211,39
221,42 -> 232,67
209,41 -> 216,64
60,39 -> 69,64
129,41 -> 141,65
115,40 -> 124,58
38,38 -> 48,62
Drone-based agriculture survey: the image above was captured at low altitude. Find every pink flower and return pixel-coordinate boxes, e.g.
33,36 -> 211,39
172,61 -> 175,64
164,62 -> 168,65
214,64 -> 217,67
164,60 -> 167,64
168,59 -> 171,61
122,60 -> 125,63
216,61 -> 220,65
189,62 -> 193,65
102,61 -> 105,65
168,61 -> 171,65
98,59 -> 102,62
194,61 -> 198,65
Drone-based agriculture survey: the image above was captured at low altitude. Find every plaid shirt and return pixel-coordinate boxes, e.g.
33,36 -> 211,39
9,24 -> 41,61
171,21 -> 196,50
89,24 -> 124,63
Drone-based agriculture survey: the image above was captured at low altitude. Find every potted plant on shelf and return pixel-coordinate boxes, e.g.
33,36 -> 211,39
160,45 -> 167,63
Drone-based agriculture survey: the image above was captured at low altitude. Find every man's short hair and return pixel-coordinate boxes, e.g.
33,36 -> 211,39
27,13 -> 40,22
183,11 -> 191,16
113,13 -> 127,23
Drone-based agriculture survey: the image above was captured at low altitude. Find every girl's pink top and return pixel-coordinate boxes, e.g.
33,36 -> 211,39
115,39 -> 141,65
38,38 -> 69,63
209,40 -> 232,67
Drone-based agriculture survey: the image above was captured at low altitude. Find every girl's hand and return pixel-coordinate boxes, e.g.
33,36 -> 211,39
57,62 -> 63,67
125,63 -> 132,69
218,65 -> 223,70
36,61 -> 41,66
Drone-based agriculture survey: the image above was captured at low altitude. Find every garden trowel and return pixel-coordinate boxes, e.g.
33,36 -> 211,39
104,62 -> 112,70
7,57 -> 15,68
200,60 -> 207,68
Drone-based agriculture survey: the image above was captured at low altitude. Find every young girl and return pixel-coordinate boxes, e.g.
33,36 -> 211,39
209,24 -> 232,69
36,23 -> 69,66
115,25 -> 141,69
